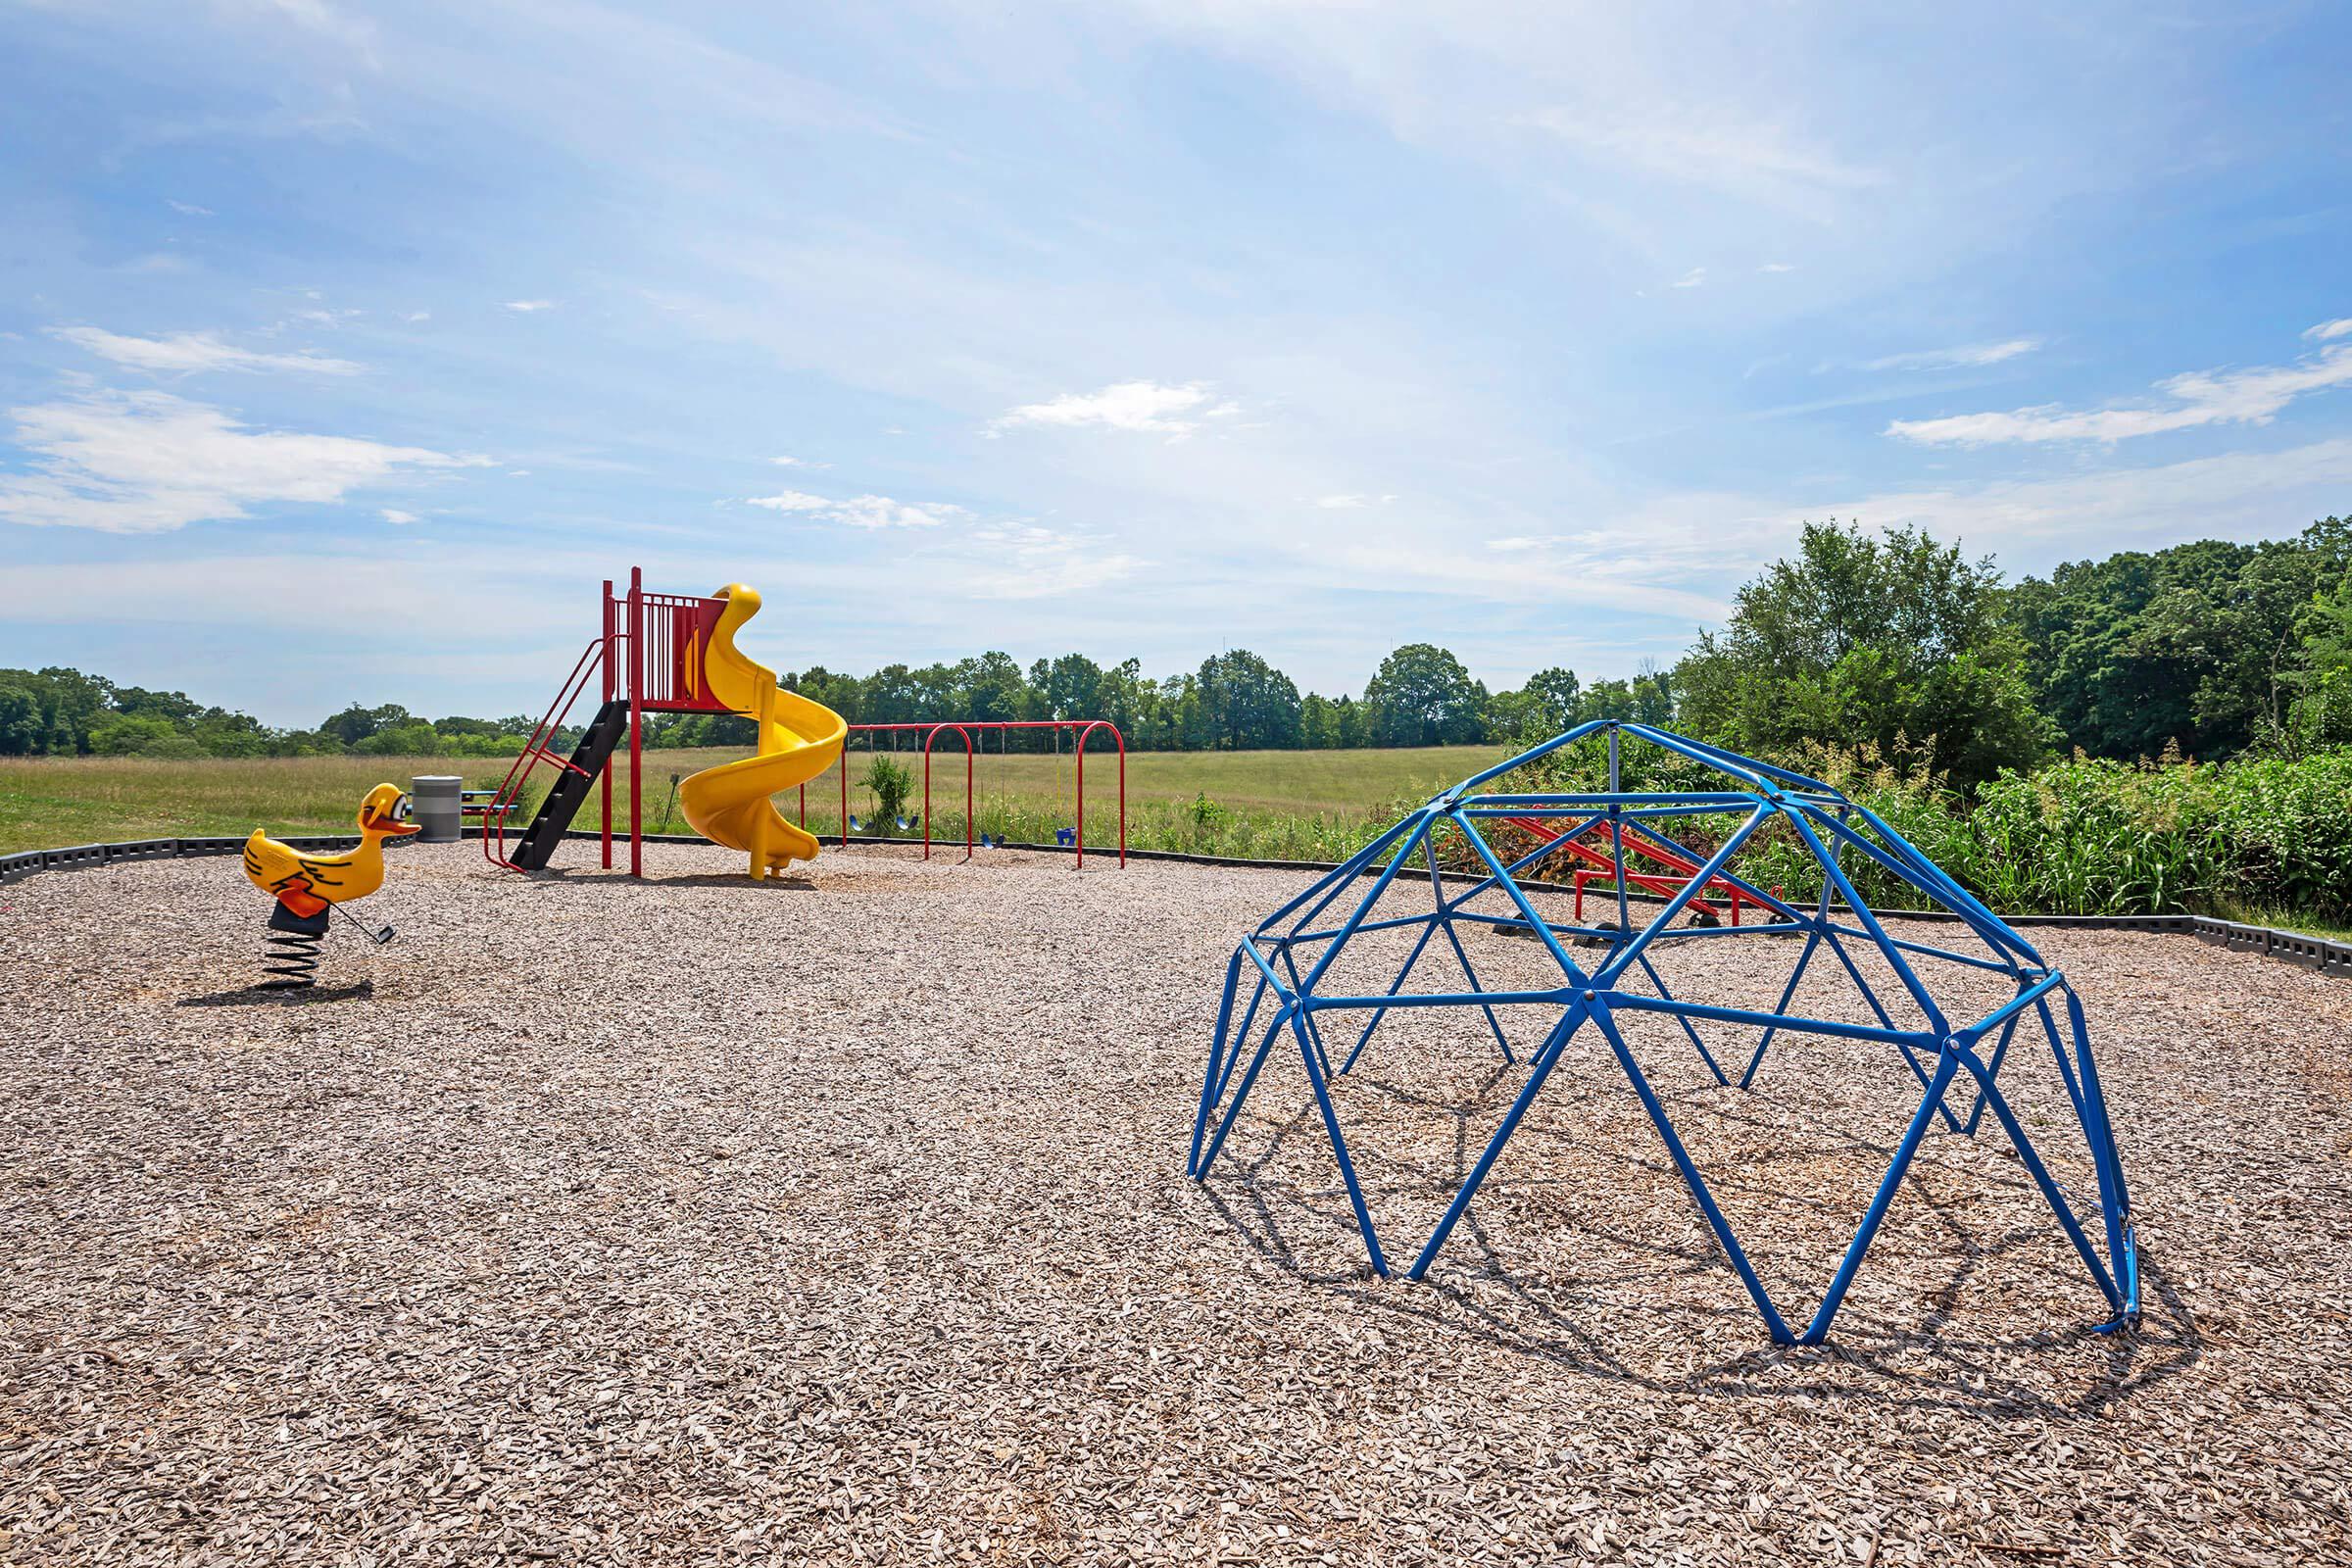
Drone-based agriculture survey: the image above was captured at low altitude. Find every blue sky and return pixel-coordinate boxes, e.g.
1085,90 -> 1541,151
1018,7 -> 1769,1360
3,1 -> 2349,726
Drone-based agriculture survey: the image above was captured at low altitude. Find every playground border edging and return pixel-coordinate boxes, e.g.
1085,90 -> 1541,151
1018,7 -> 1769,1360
3,831 -> 2344,980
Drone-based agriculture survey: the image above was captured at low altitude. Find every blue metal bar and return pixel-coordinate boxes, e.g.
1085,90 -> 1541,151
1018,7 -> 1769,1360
1785,808 -> 1951,1039
1960,1008 -> 2022,1137
1213,967 -> 1270,1109
1191,949 -> 1246,1177
1455,791 -> 1767,808
1961,970 -> 2069,1045
1446,811 -> 1592,988
1588,813 -> 1810,925
1591,806 -> 1771,990
2063,984 -> 2133,1272
1304,987 -> 1578,1010
1413,819 -> 1515,1062
1292,1007 -> 1389,1276
2033,995 -> 2091,1129
1339,913 -> 1443,1075
1818,927 -> 1962,1133
1193,999 -> 1294,1180
1618,721 -> 1838,795
1636,951 -> 1729,1086
1795,805 -> 2034,971
1953,1041 -> 2123,1311
1797,1046 -> 1960,1344
1846,799 -> 2048,970
1279,941 -> 1335,1081
1740,929 -> 1821,1089
1404,1003 -> 1589,1280
1253,808 -> 1430,939
1442,718 -> 1619,797
1606,990 -> 1934,1048
1589,1002 -> 1796,1344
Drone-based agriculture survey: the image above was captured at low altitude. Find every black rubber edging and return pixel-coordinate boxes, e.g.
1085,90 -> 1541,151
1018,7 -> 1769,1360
6,830 -> 2345,982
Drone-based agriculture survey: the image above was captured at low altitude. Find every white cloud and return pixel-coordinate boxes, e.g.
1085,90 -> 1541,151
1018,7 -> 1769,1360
961,523 -> 1143,600
1835,436 -> 2352,553
746,490 -> 970,529
51,326 -> 364,376
503,299 -> 558,313
381,508 -> 419,524
166,199 -> 214,217
1670,267 -> 1706,289
0,390 -> 487,534
1863,337 -> 2042,372
1315,493 -> 1396,509
405,310 -> 431,323
1889,340 -> 2352,445
1519,104 -> 1884,212
1759,262 -> 1795,273
989,380 -> 1227,437
2306,318 -> 2352,342
770,455 -> 830,468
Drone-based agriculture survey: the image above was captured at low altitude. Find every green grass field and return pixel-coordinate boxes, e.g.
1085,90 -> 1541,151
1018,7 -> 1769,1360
0,745 -> 1508,858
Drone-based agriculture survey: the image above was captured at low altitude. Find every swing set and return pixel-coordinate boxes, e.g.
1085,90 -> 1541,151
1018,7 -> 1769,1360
797,719 -> 1128,867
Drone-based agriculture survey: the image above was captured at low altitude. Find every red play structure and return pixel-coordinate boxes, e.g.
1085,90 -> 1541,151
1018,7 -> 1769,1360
1499,811 -> 1769,925
477,568 -> 1126,875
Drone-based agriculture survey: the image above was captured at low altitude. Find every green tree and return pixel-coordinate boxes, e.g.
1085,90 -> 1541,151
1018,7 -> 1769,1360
1196,651 -> 1301,750
0,683 -> 41,755
1363,644 -> 1486,746
2285,568 -> 2352,750
1676,520 -> 2049,787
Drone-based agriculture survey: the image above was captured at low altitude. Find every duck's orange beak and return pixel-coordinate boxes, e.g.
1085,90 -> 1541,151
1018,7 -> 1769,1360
362,796 -> 421,836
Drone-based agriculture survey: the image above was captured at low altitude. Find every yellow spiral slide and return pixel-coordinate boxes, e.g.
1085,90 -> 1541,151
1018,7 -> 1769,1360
679,584 -> 847,879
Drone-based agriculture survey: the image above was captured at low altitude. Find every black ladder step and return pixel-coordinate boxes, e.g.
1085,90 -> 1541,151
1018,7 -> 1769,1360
510,699 -> 630,870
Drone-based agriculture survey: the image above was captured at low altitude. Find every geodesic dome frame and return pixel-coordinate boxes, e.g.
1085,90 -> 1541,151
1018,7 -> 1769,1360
1188,720 -> 2139,1346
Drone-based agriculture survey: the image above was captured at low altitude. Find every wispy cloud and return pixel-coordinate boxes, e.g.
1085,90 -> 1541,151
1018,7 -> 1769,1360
988,380 -> 1235,438
1889,336 -> 2352,445
0,390 -> 485,534
770,455 -> 831,468
1519,104 -> 1884,213
1863,337 -> 2042,372
1670,267 -> 1707,289
2306,318 -> 2352,342
961,523 -> 1143,600
51,326 -> 363,376
381,508 -> 418,524
746,489 -> 969,529
1315,493 -> 1396,509
503,299 -> 558,313
166,199 -> 214,217
1759,262 -> 1795,273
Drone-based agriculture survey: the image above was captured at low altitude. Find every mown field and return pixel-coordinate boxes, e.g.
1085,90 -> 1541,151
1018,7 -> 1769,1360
0,745 -> 1509,859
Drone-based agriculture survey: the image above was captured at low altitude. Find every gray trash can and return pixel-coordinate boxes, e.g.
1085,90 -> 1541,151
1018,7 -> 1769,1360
411,775 -> 464,844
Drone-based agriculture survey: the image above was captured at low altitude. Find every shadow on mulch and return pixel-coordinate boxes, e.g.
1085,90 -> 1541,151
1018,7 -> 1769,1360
177,980 -> 376,1007
1197,1078 -> 2200,1423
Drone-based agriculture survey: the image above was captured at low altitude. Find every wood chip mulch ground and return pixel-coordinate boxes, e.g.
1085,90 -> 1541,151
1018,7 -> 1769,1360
2,842 -> 2348,1565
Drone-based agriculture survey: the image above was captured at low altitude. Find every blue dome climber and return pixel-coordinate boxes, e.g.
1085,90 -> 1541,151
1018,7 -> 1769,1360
1188,720 -> 2138,1347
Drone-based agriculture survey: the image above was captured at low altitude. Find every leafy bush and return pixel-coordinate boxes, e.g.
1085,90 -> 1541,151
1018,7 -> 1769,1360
863,756 -> 916,828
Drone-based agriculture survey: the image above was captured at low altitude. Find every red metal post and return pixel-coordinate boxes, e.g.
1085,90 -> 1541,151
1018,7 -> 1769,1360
600,579 -> 613,868
627,567 -> 643,878
1073,720 -> 1128,869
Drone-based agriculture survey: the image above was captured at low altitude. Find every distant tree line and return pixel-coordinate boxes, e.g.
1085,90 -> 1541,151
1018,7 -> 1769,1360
8,514 -> 2348,789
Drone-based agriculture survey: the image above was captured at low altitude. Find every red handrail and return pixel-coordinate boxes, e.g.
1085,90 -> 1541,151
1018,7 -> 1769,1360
481,631 -> 611,870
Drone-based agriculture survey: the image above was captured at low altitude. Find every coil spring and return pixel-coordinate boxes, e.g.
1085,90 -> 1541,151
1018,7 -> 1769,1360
259,927 -> 325,989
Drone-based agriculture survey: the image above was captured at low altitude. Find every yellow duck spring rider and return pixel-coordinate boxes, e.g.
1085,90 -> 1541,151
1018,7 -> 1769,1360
242,782 -> 418,988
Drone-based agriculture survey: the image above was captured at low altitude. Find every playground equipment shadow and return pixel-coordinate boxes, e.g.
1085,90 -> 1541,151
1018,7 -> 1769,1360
3,841 -> 2347,1564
